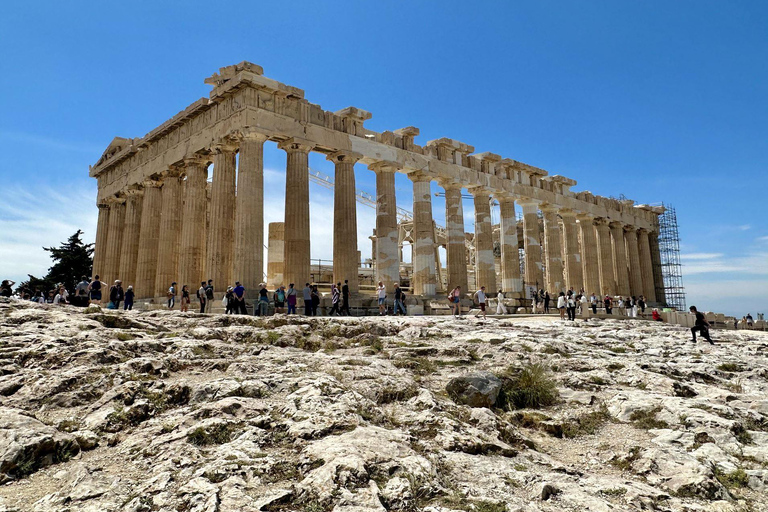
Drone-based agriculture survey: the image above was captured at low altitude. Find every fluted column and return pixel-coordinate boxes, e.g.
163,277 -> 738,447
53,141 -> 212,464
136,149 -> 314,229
154,170 -> 184,296
442,183 -> 468,293
178,157 -> 209,292
206,142 -> 237,293
92,203 -> 110,279
410,173 -> 437,296
103,197 -> 126,286
637,228 -> 657,302
472,189 -> 496,293
649,231 -> 665,304
577,213 -> 600,296
560,209 -> 583,292
234,132 -> 268,294
610,221 -> 630,296
595,218 -> 615,295
267,222 -> 285,287
118,187 -> 144,288
498,196 -> 522,296
624,226 -> 643,297
135,179 -> 163,298
541,205 -> 564,294
371,163 -> 400,287
329,150 -> 362,294
520,199 -> 543,289
279,139 -> 313,288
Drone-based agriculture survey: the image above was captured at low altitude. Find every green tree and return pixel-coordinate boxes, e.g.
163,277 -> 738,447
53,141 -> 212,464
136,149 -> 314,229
16,230 -> 93,294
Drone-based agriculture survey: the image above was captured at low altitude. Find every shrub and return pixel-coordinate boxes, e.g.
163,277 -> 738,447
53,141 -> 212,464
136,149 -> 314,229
629,407 -> 669,430
502,363 -> 559,410
187,423 -> 237,446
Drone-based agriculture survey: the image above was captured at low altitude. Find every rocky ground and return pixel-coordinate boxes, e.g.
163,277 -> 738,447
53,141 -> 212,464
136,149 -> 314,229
1,298 -> 767,512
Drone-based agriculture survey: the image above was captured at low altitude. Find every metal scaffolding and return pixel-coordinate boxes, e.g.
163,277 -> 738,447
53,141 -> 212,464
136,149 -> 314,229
657,203 -> 686,310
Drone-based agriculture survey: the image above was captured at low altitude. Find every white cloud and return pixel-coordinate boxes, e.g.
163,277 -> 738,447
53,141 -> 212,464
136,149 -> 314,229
681,253 -> 723,260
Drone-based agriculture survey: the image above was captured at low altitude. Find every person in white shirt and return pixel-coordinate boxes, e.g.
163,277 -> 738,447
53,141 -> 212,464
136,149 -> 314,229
377,281 -> 386,315
580,294 -> 588,317
496,289 -> 507,315
473,286 -> 487,319
557,292 -> 566,320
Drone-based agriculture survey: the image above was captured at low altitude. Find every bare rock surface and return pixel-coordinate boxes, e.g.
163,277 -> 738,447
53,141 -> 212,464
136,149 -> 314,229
1,297 -> 767,511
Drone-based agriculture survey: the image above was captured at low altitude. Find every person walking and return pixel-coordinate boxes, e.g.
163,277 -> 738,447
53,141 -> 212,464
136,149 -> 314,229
258,283 -> 270,316
376,281 -> 386,315
589,292 -> 597,314
167,282 -> 177,309
448,286 -> 462,317
109,280 -> 124,309
286,283 -> 297,315
689,306 -> 715,345
557,291 -> 566,320
637,295 -> 646,315
302,283 -> 312,316
274,285 -> 286,314
205,280 -> 215,312
0,280 -> 15,297
224,287 -> 235,314
180,285 -> 190,312
340,280 -> 351,315
496,289 -> 508,315
197,281 -> 207,313
89,275 -> 106,306
233,281 -> 246,314
473,286 -> 487,319
124,285 -> 134,310
311,284 -> 320,316
566,291 -> 577,321
746,313 -> 754,327
329,284 -> 341,316
544,291 -> 551,313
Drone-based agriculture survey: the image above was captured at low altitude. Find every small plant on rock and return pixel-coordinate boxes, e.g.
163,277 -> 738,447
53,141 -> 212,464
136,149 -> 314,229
501,362 -> 559,410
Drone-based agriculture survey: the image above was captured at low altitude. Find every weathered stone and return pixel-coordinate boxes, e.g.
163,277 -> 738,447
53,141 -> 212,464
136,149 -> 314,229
445,371 -> 502,408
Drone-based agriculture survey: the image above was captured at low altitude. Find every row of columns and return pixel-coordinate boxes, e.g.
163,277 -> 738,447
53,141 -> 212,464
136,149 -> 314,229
94,134 -> 661,303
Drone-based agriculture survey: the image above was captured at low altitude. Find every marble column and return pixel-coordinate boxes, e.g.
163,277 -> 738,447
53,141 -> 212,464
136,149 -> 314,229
135,179 -> 163,299
267,222 -> 285,287
92,203 -> 110,279
637,228 -> 657,302
410,172 -> 437,296
178,157 -> 209,292
520,199 -> 543,289
154,170 -> 183,297
541,205 -> 564,294
206,143 -> 237,293
560,209 -> 583,292
472,189 -> 496,293
370,163 -> 400,288
279,139 -> 312,289
624,225 -> 643,297
498,196 -> 522,296
329,150 -> 362,294
610,221 -> 630,296
595,218 -> 615,295
103,197 -> 126,286
234,132 -> 268,294
649,231 -> 665,304
118,187 -> 144,288
577,214 -> 600,296
443,182 -> 468,294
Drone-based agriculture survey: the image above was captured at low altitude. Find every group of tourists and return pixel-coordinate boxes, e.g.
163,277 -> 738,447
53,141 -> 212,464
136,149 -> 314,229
2,276 -> 136,310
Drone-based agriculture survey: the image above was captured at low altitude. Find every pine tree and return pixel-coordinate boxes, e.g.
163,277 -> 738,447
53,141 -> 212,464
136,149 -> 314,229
15,230 -> 93,294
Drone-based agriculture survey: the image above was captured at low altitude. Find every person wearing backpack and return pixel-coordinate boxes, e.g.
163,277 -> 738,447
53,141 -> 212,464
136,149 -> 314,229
74,276 -> 90,307
205,280 -> 214,312
89,275 -> 106,306
274,285 -> 286,314
197,281 -> 207,314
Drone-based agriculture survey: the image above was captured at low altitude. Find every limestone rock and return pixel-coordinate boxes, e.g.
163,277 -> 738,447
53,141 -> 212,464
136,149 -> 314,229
445,371 -> 502,408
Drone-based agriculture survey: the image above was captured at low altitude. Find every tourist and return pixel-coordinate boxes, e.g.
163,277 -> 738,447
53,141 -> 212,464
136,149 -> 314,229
567,291 -> 577,321
205,280 -> 214,312
258,283 -> 270,316
630,296 -> 638,318
617,296 -> 625,316
233,281 -> 246,314
274,285 -> 286,314
604,295 -> 613,315
180,285 -> 190,312
496,289 -> 508,315
0,280 -> 15,297
637,295 -> 646,315
74,276 -> 90,307
377,281 -> 386,315
557,291 -> 566,320
544,291 -> 551,313
286,283 -> 297,315
53,285 -> 68,305
45,290 -> 55,303
329,284 -> 341,316
590,292 -> 598,314
746,313 -> 754,327
580,293 -> 588,317
224,286 -> 235,314
340,280 -> 351,316
400,290 -> 408,315
448,285 -> 462,317
197,281 -> 207,313
652,308 -> 663,322
167,282 -> 177,309
311,284 -> 320,316
303,283 -> 312,316
108,280 -> 124,309
124,286 -> 135,310
473,286 -> 487,320
89,275 -> 106,306
394,282 -> 406,316
689,306 -> 714,345
734,317 -> 738,330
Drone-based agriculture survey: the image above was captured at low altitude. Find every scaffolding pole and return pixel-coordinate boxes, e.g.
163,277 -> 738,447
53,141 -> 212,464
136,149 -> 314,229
657,203 -> 686,310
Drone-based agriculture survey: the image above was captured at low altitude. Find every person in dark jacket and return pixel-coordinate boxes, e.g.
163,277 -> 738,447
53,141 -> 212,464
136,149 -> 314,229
340,280 -> 351,315
690,306 -> 714,344
109,280 -> 124,309
124,286 -> 135,310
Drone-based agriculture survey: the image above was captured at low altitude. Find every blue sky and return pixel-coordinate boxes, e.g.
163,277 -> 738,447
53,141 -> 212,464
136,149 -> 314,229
1,1 -> 766,317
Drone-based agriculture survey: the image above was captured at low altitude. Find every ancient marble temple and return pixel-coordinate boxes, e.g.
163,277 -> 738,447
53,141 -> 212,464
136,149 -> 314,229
90,62 -> 665,306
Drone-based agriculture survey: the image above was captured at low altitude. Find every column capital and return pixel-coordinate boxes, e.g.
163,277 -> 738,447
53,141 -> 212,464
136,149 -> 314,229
277,138 -> 313,154
623,224 -> 638,233
593,217 -> 610,226
516,197 -> 540,207
575,212 -> 594,222
211,140 -> 239,154
163,166 -> 184,179
97,202 -> 110,210
539,203 -> 559,214
559,208 -> 577,218
105,195 -> 126,206
408,171 -> 432,183
608,220 -> 624,229
124,184 -> 144,198
368,161 -> 398,173
327,150 -> 362,164
637,227 -> 649,235
142,177 -> 164,189
182,154 -> 211,169
233,128 -> 269,144
467,185 -> 492,197
438,179 -> 463,191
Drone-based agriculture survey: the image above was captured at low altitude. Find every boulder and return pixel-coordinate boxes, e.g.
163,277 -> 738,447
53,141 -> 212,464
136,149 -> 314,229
446,371 -> 502,408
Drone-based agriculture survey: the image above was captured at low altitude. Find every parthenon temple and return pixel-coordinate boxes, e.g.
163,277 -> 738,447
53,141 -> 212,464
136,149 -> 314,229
90,62 -> 666,312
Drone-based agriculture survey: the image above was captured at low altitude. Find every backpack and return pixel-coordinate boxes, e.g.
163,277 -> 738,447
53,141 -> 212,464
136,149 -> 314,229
206,286 -> 214,300
277,290 -> 285,302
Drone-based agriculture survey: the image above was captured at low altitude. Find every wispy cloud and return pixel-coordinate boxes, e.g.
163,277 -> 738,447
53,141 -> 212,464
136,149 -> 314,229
0,131 -> 103,154
681,253 -> 723,260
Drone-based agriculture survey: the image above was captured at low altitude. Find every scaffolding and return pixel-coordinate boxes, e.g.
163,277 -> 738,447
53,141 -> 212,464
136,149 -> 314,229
657,203 -> 686,310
